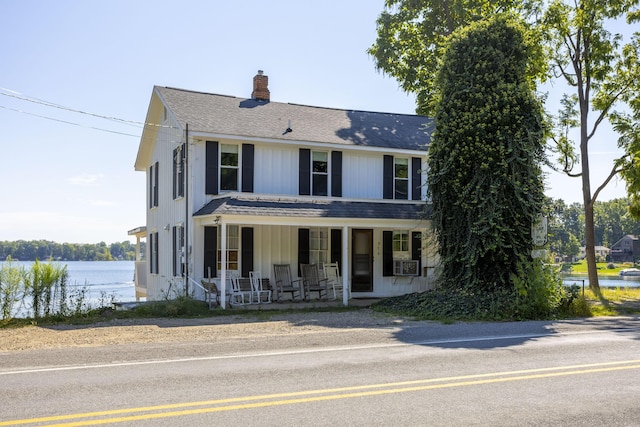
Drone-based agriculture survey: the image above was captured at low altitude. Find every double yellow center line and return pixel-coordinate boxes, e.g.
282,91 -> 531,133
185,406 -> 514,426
4,359 -> 640,426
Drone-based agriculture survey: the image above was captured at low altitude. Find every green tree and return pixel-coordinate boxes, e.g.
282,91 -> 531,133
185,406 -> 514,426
428,15 -> 546,291
544,0 -> 640,290
368,0 -> 544,115
371,0 -> 640,291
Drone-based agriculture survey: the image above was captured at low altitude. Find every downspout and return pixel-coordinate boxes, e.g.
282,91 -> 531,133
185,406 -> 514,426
184,123 -> 189,294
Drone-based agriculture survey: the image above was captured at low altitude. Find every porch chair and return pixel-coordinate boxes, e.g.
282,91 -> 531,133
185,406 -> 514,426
201,267 -> 220,308
272,264 -> 303,302
323,262 -> 346,300
229,274 -> 252,306
249,271 -> 271,304
300,263 -> 329,300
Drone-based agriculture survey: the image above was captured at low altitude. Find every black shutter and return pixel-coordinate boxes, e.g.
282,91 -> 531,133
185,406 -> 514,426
298,228 -> 310,276
205,141 -> 219,195
242,144 -> 254,193
299,148 -> 311,196
383,155 -> 393,199
148,232 -> 154,274
172,148 -> 177,199
153,162 -> 159,207
330,229 -> 342,270
153,232 -> 159,275
382,231 -> 393,276
412,231 -> 422,276
172,226 -> 177,277
331,151 -> 342,197
149,164 -> 153,208
241,227 -> 254,277
204,226 -> 217,277
412,157 -> 422,201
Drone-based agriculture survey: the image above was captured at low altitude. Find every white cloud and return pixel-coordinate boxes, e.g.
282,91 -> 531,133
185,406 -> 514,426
67,173 -> 104,186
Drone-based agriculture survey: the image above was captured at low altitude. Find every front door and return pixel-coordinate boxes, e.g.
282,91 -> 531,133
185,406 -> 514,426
351,229 -> 373,292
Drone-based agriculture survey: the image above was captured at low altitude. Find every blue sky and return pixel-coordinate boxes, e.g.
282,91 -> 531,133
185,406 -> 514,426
0,1 -> 630,244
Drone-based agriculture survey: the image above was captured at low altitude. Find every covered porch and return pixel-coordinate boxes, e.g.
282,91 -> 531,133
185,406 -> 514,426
188,194 -> 435,309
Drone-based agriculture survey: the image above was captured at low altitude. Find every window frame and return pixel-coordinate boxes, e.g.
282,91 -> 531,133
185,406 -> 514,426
309,227 -> 329,265
311,151 -> 329,196
220,144 -> 239,192
149,162 -> 159,208
392,230 -> 410,259
218,225 -> 239,272
394,157 -> 409,200
172,225 -> 185,277
173,144 -> 185,199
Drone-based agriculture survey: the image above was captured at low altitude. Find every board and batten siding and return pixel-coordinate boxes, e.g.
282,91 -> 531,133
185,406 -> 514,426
145,114 -> 187,300
342,151 -> 384,199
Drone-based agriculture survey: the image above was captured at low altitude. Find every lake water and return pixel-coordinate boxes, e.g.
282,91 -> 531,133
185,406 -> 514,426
1,260 -> 136,317
562,276 -> 640,288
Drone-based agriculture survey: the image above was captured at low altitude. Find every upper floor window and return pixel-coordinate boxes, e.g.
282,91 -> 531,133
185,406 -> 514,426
312,151 -> 328,196
299,149 -> 342,197
384,156 -> 421,200
220,144 -> 239,191
394,158 -> 409,200
149,162 -> 159,208
173,144 -> 185,199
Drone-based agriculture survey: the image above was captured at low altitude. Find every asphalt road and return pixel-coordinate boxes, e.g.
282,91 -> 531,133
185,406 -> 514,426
1,316 -> 640,426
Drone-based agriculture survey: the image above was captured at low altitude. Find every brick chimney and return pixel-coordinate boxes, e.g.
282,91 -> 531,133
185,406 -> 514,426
251,70 -> 270,101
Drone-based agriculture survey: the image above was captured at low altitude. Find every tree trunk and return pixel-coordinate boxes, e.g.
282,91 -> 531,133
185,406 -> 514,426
580,95 -> 600,292
583,200 -> 600,292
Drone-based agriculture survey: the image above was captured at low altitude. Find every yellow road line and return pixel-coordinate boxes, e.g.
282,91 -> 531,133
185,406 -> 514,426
3,359 -> 640,426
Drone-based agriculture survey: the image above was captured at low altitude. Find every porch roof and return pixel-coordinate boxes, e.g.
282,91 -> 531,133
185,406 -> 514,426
193,195 -> 430,220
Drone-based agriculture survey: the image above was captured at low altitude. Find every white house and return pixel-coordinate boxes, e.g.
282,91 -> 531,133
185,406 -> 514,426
131,71 -> 435,307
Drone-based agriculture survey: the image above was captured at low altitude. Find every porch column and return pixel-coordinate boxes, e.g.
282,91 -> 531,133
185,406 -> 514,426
220,221 -> 227,309
342,225 -> 349,306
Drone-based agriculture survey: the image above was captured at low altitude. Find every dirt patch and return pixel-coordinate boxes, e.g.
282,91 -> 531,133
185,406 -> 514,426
0,310 -> 414,352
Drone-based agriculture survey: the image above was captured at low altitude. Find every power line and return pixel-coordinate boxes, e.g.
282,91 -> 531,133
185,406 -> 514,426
0,104 -> 141,137
0,87 -> 177,129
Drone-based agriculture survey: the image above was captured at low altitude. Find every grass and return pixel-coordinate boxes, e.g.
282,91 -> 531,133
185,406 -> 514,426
582,286 -> 640,316
562,259 -> 637,276
0,298 -> 362,329
1,285 -> 639,329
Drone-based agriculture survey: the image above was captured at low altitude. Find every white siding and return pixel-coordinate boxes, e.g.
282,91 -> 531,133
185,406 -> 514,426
254,144 -> 298,195
146,115 -> 187,300
342,152 -> 383,199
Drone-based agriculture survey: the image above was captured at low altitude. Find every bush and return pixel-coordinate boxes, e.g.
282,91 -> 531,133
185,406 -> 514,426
132,296 -> 209,317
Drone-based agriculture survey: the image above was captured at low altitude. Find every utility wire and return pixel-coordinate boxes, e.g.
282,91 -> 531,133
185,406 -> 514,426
0,105 -> 141,137
0,87 -> 177,129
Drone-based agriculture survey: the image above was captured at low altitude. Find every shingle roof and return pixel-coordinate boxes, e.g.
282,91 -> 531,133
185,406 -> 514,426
156,86 -> 432,151
194,195 -> 431,220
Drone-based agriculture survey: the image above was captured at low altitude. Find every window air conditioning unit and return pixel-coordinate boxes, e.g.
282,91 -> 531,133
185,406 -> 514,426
393,260 -> 419,276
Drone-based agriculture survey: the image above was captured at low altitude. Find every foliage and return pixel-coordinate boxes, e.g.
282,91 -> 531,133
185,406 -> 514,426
0,240 -> 141,261
373,272 -> 574,321
131,297 -> 211,318
0,257 -> 114,321
368,0 -> 545,115
543,0 -> 640,290
0,257 -> 23,320
370,0 -> 640,292
428,15 -> 546,293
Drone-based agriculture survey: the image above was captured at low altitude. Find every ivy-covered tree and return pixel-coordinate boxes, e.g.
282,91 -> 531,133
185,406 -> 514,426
428,15 -> 546,291
371,0 -> 640,291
